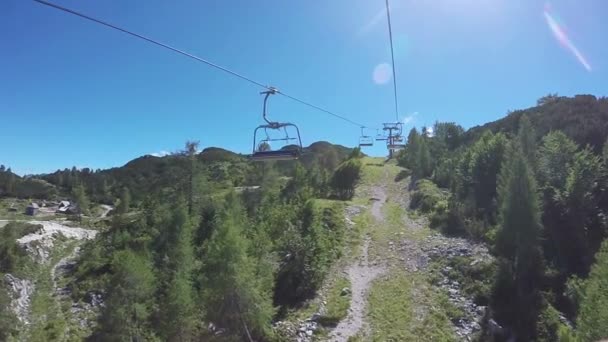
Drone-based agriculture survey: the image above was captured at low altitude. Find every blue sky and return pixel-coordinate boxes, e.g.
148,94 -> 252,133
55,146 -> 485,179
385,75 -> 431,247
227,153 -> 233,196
1,0 -> 607,175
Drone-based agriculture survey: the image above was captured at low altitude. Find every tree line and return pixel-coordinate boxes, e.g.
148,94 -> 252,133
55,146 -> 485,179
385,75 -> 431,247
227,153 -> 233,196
59,142 -> 363,341
398,96 -> 608,341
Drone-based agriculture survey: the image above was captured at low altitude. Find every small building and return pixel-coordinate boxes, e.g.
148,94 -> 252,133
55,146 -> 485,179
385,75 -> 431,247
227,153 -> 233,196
25,203 -> 39,216
65,204 -> 80,215
56,201 -> 73,214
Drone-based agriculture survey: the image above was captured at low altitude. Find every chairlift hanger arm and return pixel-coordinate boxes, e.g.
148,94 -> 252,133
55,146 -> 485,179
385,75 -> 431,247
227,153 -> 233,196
261,87 -> 279,125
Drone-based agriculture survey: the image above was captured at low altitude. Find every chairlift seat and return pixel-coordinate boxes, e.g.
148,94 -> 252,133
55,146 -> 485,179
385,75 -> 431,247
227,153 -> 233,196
387,144 -> 405,150
250,149 -> 300,161
359,135 -> 374,147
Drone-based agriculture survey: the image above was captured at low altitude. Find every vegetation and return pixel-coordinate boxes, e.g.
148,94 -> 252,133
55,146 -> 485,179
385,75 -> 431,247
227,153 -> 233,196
398,96 -> 608,341
2,95 -> 607,340
318,276 -> 351,326
410,179 -> 446,213
28,141 -> 357,341
367,271 -> 455,341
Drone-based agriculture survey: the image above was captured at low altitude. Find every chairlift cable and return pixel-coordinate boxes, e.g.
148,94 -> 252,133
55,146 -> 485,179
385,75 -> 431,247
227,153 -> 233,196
33,0 -> 371,129
385,0 -> 400,123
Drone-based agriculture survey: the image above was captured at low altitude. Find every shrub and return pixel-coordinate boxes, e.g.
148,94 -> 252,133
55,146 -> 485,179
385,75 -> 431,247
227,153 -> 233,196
330,159 -> 362,200
410,179 -> 444,212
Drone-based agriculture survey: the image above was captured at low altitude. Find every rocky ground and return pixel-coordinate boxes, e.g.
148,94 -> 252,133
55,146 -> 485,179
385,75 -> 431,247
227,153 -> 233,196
3,220 -> 98,333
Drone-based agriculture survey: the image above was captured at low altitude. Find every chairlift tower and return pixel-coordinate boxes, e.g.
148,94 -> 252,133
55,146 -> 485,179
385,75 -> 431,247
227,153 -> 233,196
382,122 -> 406,158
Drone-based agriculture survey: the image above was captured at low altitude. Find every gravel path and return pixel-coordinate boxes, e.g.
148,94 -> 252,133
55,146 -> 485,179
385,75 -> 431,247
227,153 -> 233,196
328,186 -> 387,341
2,220 -> 98,324
99,205 -> 113,218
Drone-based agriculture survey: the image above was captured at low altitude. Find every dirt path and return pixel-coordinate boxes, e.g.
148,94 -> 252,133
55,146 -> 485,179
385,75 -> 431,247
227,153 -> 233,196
2,220 -> 98,324
328,186 -> 387,341
99,205 -> 113,218
51,246 -> 81,296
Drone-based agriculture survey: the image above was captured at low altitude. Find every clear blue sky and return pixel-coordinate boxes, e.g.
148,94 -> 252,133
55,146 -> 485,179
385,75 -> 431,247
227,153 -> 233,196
1,0 -> 606,175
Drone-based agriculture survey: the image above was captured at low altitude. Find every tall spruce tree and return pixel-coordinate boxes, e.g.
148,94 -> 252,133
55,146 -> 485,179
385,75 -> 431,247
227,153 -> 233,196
518,114 -> 537,169
575,240 -> 608,341
200,193 -> 274,340
71,183 -> 90,215
154,200 -> 197,341
96,250 -> 157,341
492,143 -> 544,341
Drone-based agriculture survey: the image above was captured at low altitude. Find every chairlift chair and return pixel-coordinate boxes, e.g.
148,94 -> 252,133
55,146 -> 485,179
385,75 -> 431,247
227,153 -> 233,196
250,88 -> 303,161
375,129 -> 388,141
358,127 -> 374,147
387,144 -> 405,151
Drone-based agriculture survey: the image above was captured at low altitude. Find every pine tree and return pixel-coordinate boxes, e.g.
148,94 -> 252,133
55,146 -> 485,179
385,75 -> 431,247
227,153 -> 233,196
200,193 -> 274,340
518,114 -> 537,169
117,187 -> 131,215
492,143 -> 544,341
183,140 -> 200,215
537,131 -> 578,190
96,250 -> 157,341
156,201 -> 197,341
576,240 -> 608,341
6,171 -> 15,196
416,137 -> 433,179
71,183 -> 90,215
404,128 -> 420,170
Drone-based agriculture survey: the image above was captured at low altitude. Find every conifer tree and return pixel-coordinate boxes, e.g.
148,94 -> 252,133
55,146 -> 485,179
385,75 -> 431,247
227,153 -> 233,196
156,201 -> 197,341
518,114 -> 537,169
200,193 -> 274,340
96,250 -> 157,341
117,187 -> 131,215
71,183 -> 90,215
492,142 -> 544,340
576,240 -> 608,341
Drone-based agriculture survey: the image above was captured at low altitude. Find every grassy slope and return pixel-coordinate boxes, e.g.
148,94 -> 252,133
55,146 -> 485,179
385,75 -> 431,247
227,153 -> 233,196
359,158 -> 455,341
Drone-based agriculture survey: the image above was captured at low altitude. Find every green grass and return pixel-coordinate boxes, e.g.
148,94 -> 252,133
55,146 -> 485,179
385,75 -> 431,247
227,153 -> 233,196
360,157 -> 387,187
319,276 -> 351,326
367,270 -> 456,342
410,179 -> 446,213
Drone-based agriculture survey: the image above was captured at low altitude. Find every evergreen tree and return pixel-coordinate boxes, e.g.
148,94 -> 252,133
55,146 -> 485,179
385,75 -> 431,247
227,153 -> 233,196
575,239 -> 608,341
200,193 -> 274,340
330,158 -> 361,200
416,136 -> 433,179
117,187 -> 131,215
518,114 -> 537,169
491,143 -> 544,341
560,148 -> 604,275
403,128 -> 420,170
156,201 -> 197,341
96,250 -> 157,341
537,131 -> 578,190
459,131 -> 508,221
71,183 -> 90,215
6,171 -> 15,196
183,140 -> 200,215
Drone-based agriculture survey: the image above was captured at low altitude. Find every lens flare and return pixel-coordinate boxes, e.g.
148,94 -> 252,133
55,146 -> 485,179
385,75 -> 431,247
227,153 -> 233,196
373,63 -> 392,84
543,6 -> 591,72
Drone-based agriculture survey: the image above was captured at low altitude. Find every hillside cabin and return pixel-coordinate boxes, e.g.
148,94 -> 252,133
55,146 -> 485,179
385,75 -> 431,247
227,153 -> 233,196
25,203 -> 39,216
